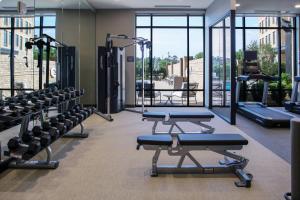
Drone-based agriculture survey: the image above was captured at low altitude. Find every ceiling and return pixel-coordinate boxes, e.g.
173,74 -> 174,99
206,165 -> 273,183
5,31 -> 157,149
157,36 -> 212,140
0,0 -> 299,14
236,0 -> 300,15
88,0 -> 214,9
0,0 -> 214,9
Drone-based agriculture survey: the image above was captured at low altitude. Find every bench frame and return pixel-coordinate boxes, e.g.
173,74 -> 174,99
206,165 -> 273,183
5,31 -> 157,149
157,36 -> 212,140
143,116 -> 215,135
139,144 -> 252,188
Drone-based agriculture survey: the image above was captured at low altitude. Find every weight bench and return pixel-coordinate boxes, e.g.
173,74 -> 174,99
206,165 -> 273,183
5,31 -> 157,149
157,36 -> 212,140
137,133 -> 252,187
142,111 -> 215,134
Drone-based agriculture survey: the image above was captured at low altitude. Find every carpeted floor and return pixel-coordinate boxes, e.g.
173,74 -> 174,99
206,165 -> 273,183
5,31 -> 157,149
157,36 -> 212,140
0,108 -> 291,200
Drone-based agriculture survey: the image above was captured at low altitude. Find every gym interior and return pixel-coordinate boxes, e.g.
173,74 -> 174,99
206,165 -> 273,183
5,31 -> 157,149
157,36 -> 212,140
0,0 -> 299,199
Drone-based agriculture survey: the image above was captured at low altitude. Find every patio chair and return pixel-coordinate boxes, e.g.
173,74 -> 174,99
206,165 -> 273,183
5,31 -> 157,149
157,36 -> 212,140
172,82 -> 199,104
136,81 -> 161,104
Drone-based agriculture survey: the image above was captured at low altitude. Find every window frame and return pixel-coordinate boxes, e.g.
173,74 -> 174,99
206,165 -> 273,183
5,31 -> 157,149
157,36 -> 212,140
135,14 -> 205,107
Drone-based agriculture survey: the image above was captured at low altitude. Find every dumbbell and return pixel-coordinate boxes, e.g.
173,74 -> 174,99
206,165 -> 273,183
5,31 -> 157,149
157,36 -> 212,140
30,96 -> 51,107
33,124 -> 60,141
32,126 -> 52,146
74,105 -> 91,118
44,93 -> 59,105
41,121 -> 60,140
74,89 -> 85,97
39,94 -> 57,106
69,109 -> 84,123
63,111 -> 79,126
49,117 -> 68,135
53,91 -> 66,102
56,114 -> 74,131
22,130 -> 51,148
58,90 -> 71,100
64,88 -> 76,98
7,136 -> 41,155
72,107 -> 88,120
8,103 -> 31,116
78,105 -> 93,116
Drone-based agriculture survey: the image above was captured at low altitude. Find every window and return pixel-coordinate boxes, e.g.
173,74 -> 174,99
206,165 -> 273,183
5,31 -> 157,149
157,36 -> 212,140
4,17 -> 8,25
15,18 -> 19,27
20,19 -> 23,32
3,30 -> 8,47
26,21 -> 28,34
9,32 -> 11,46
15,34 -> 19,47
20,36 -> 23,50
135,15 -> 204,106
236,16 -> 296,105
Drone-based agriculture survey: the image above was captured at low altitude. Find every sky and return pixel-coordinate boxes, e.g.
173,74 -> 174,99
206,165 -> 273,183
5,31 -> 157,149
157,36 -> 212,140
136,16 -> 263,59
136,16 -> 203,59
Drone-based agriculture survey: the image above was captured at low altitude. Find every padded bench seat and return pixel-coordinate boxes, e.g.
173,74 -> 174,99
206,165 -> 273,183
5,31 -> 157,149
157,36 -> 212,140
169,112 -> 214,119
177,134 -> 248,146
142,112 -> 166,118
137,135 -> 173,146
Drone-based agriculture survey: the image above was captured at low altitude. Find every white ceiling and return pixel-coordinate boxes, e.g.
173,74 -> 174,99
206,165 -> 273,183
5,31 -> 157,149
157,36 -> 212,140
236,0 -> 300,15
0,0 -> 214,9
88,0 -> 214,9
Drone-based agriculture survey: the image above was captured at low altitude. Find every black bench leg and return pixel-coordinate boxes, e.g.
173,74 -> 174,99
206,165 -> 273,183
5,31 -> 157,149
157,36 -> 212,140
235,169 -> 253,188
151,150 -> 160,177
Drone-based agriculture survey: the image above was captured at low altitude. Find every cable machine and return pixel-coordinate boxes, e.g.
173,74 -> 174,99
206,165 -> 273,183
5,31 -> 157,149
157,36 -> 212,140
25,34 -> 67,89
95,33 -> 151,121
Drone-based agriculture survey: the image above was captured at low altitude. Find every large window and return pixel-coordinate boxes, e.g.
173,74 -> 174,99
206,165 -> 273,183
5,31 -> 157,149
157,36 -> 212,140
236,16 -> 296,106
0,15 -> 56,99
135,15 -> 204,106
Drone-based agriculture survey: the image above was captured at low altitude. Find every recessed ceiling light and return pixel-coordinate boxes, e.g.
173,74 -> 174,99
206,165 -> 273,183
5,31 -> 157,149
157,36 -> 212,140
295,4 -> 300,8
236,3 -> 241,7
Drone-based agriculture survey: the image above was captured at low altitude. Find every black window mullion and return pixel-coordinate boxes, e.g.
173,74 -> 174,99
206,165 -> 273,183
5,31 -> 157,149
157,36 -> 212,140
38,16 -> 43,89
187,15 -> 190,106
150,14 -> 153,106
10,17 -> 15,97
277,17 -> 282,106
203,15 -> 206,107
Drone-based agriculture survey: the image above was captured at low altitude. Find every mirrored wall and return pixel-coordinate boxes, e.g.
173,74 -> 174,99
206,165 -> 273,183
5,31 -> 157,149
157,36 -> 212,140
0,0 -> 86,100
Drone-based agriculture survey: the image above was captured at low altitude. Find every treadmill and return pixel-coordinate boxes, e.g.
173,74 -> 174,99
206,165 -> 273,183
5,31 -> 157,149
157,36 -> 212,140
236,51 -> 294,128
284,76 -> 300,114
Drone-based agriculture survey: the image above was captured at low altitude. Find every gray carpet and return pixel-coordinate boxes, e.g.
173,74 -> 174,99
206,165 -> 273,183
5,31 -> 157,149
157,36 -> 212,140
236,108 -> 300,163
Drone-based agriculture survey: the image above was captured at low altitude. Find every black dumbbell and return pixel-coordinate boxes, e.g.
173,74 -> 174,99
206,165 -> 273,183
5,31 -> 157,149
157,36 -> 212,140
53,91 -> 66,102
7,136 -> 41,155
39,94 -> 54,105
22,129 -> 50,148
57,114 -> 74,131
78,105 -> 93,116
45,93 -> 59,105
64,88 -> 76,98
63,112 -> 79,126
69,109 -> 84,123
42,121 -> 60,140
31,96 -> 52,107
32,126 -> 52,147
71,108 -> 87,120
49,117 -> 67,135
73,105 -> 89,119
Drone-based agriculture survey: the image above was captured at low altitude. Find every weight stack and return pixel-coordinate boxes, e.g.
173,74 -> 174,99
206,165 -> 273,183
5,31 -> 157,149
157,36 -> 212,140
286,118 -> 300,200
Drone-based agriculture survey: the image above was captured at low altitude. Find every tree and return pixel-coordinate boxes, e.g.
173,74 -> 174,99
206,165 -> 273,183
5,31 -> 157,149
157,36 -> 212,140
195,52 -> 203,59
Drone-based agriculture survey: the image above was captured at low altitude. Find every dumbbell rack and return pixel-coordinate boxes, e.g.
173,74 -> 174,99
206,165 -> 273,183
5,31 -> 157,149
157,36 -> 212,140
62,100 -> 89,138
0,87 -> 92,171
7,113 -> 59,169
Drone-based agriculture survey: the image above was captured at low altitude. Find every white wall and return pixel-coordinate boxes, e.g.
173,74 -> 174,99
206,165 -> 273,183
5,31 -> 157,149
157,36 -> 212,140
96,10 -> 136,106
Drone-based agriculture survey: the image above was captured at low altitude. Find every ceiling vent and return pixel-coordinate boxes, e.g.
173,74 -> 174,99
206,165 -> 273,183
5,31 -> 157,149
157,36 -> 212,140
154,5 -> 191,8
